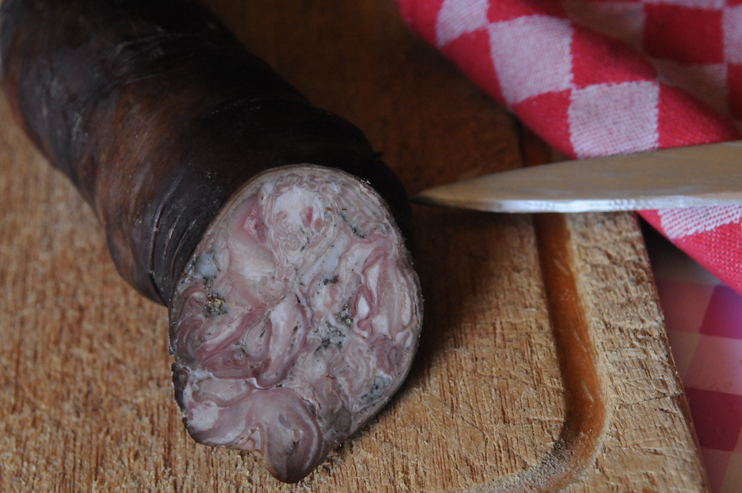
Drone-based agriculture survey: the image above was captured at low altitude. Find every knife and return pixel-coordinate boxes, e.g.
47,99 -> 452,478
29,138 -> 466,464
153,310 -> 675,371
412,141 -> 742,213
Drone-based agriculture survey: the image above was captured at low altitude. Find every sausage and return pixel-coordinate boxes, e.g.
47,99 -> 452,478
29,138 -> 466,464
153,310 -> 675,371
0,0 -> 423,483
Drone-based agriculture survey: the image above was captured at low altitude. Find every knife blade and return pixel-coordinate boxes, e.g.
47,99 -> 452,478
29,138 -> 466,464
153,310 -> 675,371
412,141 -> 742,213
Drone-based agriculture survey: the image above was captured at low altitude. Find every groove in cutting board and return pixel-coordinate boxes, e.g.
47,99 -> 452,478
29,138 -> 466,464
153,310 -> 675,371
473,131 -> 610,492
526,213 -> 609,491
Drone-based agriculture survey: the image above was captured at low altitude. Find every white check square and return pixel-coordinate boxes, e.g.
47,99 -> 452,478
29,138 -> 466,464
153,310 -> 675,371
724,5 -> 742,64
568,80 -> 659,157
436,0 -> 490,47
659,205 -> 742,240
488,15 -> 574,105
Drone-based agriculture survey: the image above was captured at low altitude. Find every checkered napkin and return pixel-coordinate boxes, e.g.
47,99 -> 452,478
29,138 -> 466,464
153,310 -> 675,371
648,232 -> 742,493
395,0 -> 742,294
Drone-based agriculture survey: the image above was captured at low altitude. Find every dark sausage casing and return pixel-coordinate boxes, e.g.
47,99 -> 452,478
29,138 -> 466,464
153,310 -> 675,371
0,0 -> 422,483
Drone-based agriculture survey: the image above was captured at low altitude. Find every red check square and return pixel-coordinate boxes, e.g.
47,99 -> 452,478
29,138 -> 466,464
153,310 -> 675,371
644,4 -> 724,64
487,0 -> 565,23
571,26 -> 656,88
513,90 -> 574,156
655,280 -> 715,334
686,388 -> 742,451
657,83 -> 739,149
441,29 -> 505,104
728,64 -> 742,120
700,285 -> 742,340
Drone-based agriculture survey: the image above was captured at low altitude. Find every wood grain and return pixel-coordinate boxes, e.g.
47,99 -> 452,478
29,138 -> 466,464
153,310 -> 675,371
0,0 -> 707,491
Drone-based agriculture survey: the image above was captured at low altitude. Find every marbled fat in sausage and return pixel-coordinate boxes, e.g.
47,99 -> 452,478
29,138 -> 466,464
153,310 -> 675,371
0,0 -> 422,483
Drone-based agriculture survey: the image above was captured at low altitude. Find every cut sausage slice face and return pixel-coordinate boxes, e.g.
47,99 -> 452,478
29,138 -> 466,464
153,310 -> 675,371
170,165 -> 422,482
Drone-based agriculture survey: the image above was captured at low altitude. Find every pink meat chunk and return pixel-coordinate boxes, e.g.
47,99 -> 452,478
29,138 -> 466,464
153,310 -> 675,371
169,166 -> 422,482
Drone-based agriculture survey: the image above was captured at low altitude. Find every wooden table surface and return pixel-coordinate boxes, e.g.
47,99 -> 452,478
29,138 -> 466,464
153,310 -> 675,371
0,0 -> 709,491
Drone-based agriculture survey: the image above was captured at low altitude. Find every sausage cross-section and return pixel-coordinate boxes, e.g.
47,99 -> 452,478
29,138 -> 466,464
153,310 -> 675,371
0,0 -> 423,483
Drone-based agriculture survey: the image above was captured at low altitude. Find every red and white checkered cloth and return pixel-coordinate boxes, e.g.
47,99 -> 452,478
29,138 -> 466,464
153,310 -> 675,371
395,0 -> 742,295
648,232 -> 742,493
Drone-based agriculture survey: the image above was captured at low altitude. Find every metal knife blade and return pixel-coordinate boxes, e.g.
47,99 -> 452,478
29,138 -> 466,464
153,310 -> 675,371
412,141 -> 742,213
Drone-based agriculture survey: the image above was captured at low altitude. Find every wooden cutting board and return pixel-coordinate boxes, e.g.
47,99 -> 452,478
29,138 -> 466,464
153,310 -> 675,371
0,0 -> 709,491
